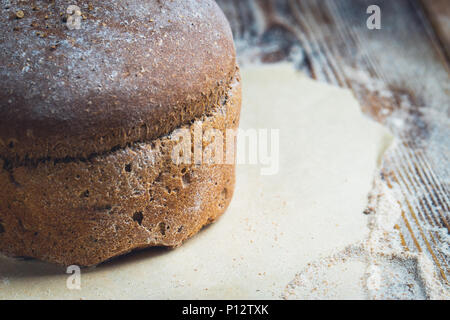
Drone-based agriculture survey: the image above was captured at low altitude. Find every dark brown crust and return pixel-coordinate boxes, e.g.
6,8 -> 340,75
0,70 -> 241,266
0,0 -> 236,161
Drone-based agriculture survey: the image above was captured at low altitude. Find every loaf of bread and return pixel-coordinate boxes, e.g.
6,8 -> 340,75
0,0 -> 241,266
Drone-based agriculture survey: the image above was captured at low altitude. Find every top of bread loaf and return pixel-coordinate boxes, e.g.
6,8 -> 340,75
0,0 -> 236,162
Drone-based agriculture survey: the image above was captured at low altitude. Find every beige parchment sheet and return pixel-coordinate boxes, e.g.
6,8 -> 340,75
0,64 -> 393,299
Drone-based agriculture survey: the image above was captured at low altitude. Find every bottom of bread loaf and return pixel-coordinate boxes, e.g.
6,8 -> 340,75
0,72 -> 241,266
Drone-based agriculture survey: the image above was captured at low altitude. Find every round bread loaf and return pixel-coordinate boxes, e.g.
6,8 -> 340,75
0,0 -> 241,266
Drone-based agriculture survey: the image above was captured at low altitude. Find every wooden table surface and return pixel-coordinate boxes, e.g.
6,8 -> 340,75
216,0 -> 450,284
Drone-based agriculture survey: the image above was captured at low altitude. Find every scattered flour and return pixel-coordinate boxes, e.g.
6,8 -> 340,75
0,277 -> 10,286
283,165 -> 449,300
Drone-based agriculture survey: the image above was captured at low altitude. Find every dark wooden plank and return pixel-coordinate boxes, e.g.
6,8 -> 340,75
217,0 -> 450,283
421,0 -> 450,60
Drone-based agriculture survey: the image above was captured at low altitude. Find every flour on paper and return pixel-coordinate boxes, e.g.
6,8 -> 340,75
284,172 -> 449,300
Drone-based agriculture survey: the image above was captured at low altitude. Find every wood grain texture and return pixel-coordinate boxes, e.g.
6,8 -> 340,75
217,0 -> 449,284
421,0 -> 450,59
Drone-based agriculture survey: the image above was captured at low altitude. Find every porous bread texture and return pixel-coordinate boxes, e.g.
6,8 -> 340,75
0,70 -> 241,267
